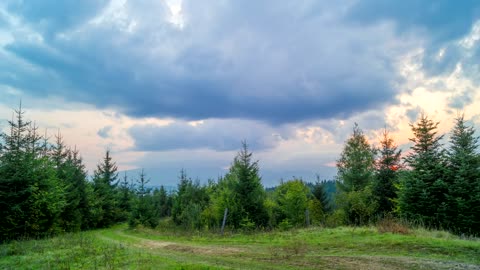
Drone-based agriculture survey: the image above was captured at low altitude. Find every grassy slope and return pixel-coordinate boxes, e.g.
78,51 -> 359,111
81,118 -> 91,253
1,225 -> 479,269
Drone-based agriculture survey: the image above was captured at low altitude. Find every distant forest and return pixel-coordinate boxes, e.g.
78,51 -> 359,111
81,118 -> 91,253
0,105 -> 479,242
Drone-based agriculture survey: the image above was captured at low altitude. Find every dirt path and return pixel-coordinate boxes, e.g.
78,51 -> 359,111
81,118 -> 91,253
95,227 -> 480,270
97,228 -> 246,256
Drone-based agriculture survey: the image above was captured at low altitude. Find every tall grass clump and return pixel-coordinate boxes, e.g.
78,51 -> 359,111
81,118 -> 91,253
376,216 -> 410,235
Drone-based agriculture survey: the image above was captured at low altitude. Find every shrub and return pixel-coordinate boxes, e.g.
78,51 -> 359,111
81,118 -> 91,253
278,219 -> 293,231
325,210 -> 346,227
240,217 -> 256,232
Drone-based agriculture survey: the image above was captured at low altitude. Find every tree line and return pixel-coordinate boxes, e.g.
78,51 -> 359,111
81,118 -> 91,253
0,105 -> 478,242
0,105 -> 331,242
336,114 -> 480,235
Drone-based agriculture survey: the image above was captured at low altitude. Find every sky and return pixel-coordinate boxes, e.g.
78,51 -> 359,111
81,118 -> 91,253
0,0 -> 480,187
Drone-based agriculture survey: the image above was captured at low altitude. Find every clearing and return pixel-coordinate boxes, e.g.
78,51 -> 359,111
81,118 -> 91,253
1,225 -> 479,269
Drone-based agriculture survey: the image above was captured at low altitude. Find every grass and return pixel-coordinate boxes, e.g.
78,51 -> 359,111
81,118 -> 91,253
1,224 -> 479,269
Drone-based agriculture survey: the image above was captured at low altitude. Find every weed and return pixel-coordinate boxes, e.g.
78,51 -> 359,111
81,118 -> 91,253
377,217 -> 411,235
285,239 -> 308,257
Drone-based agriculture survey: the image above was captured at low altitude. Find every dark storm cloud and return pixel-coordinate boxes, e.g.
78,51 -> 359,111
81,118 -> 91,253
128,119 -> 291,151
348,0 -> 480,43
0,0 -> 416,125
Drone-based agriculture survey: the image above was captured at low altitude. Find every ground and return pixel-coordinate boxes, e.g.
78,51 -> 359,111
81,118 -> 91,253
1,224 -> 479,269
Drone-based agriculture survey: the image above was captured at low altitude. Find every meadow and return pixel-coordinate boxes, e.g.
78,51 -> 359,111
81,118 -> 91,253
1,223 -> 479,270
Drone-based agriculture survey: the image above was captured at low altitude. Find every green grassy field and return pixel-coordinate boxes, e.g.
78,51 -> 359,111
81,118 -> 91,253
1,224 -> 479,269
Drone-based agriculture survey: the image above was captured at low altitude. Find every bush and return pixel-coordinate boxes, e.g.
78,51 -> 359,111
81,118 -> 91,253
240,217 -> 256,232
278,219 -> 293,231
325,210 -> 346,227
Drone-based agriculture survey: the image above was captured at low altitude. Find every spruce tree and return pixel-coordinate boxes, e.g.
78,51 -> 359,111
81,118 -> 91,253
0,105 -> 65,240
153,185 -> 171,218
71,147 -> 92,230
51,133 -> 77,231
56,143 -> 91,232
0,106 -> 34,240
398,114 -> 447,227
446,115 -> 480,234
92,150 -> 120,228
118,172 -> 133,221
373,129 -> 401,217
172,169 -> 209,229
230,141 -> 268,228
129,169 -> 158,228
172,169 -> 190,225
312,179 -> 332,214
51,131 -> 68,170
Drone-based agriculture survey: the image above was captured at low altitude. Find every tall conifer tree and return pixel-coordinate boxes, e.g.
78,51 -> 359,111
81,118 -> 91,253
446,115 -> 480,234
373,129 -> 401,216
398,114 -> 447,227
231,141 -> 268,228
92,150 -> 119,228
0,105 -> 65,240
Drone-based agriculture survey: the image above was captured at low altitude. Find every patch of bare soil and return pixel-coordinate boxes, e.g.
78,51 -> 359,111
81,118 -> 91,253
139,239 -> 244,256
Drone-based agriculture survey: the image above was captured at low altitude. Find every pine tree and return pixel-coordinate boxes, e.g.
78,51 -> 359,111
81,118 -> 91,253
0,107 -> 34,237
172,169 -> 209,229
55,143 -> 91,232
129,169 -> 158,228
71,147 -> 92,231
312,178 -> 332,214
446,115 -> 480,234
172,169 -> 190,225
0,104 -> 65,240
51,132 -> 76,231
118,172 -> 133,221
373,129 -> 401,216
398,114 -> 447,227
0,106 -> 32,239
230,141 -> 268,228
51,131 -> 68,170
92,150 -> 120,228
153,186 -> 171,218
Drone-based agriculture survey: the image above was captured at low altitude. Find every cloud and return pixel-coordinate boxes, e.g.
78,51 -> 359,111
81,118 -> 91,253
347,0 -> 480,43
312,110 -> 391,144
0,0 -> 417,125
348,1 -> 480,80
128,119 -> 291,151
448,89 -> 475,109
406,107 -> 421,123
97,125 -> 112,139
4,0 -> 109,37
2,1 -> 480,185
